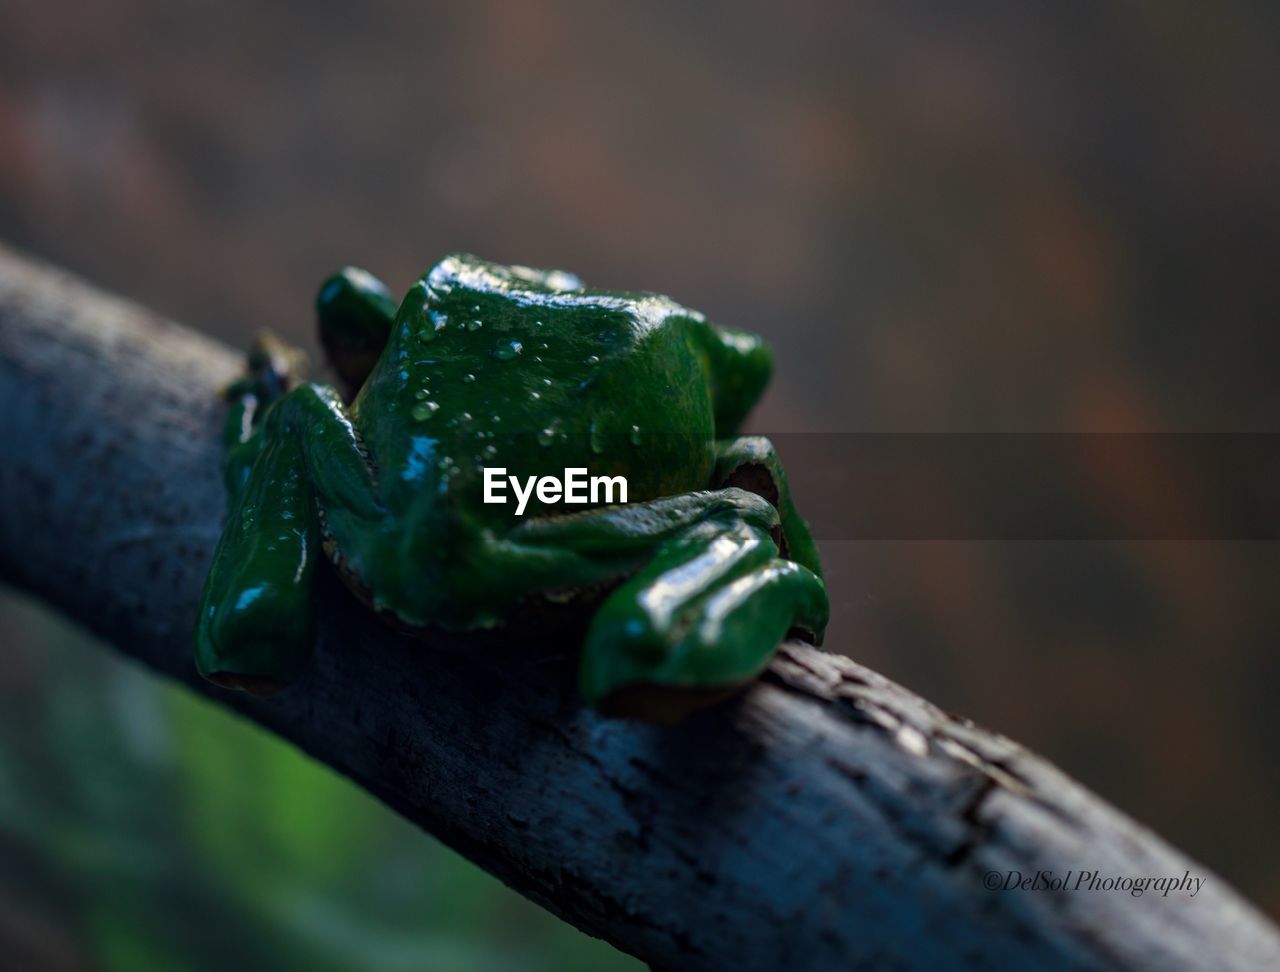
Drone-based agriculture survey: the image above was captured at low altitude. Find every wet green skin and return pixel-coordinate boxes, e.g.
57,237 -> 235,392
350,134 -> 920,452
196,255 -> 828,719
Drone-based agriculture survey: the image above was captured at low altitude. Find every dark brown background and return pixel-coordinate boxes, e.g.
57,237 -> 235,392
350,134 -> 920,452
1,0 -> 1277,959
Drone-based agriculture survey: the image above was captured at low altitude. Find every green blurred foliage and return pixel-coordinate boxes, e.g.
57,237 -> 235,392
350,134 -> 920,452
0,589 -> 640,971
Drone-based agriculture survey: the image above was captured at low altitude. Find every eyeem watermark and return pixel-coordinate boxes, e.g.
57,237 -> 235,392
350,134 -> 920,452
482,467 -> 628,516
984,869 -> 1204,898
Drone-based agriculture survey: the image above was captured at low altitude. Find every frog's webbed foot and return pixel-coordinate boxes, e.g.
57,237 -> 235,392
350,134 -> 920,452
316,267 -> 396,399
514,488 -> 827,723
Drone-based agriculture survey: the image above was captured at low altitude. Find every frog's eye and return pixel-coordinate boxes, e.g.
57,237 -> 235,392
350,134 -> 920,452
317,266 -> 397,393
317,267 -> 397,347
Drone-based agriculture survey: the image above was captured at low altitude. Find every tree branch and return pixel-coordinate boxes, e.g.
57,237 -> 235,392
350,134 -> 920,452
0,241 -> 1275,971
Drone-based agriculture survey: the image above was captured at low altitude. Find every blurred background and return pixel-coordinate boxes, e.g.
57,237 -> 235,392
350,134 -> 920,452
2,0 -> 1279,967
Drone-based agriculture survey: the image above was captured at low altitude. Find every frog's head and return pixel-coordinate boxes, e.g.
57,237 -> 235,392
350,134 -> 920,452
426,253 -> 585,298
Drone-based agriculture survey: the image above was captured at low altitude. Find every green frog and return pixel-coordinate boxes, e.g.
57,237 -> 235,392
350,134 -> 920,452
195,255 -> 828,721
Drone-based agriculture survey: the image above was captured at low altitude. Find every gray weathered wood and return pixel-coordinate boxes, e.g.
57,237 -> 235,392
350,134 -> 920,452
0,242 -> 1276,971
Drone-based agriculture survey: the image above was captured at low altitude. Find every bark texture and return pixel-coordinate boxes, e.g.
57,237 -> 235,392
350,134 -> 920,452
1,242 -> 1276,971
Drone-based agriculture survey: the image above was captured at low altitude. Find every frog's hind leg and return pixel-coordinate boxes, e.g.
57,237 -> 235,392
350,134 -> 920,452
316,267 -> 397,399
196,382 -> 382,694
509,488 -> 827,722
196,419 -> 320,694
578,488 -> 827,723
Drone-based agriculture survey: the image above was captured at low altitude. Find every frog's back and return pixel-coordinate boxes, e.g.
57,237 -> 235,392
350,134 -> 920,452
355,255 -> 719,522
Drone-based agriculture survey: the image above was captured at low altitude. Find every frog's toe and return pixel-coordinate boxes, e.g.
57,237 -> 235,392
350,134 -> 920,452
204,670 -> 287,698
237,332 -> 304,403
195,585 -> 316,695
195,624 -> 312,695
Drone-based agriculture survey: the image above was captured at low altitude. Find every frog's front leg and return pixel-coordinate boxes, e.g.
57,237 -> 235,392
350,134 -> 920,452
221,332 -> 304,496
509,489 -> 828,723
195,382 -> 381,693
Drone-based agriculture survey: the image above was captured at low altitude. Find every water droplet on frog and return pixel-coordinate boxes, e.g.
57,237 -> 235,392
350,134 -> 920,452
467,318 -> 483,331
536,424 -> 558,447
460,411 -> 472,422
411,401 -> 440,421
414,387 -> 428,399
630,424 -> 642,445
589,420 -> 605,454
529,391 -> 541,401
482,443 -> 498,459
542,377 -> 552,386
532,356 -> 543,363
585,355 -> 600,366
494,340 -> 523,361
462,373 -> 476,383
